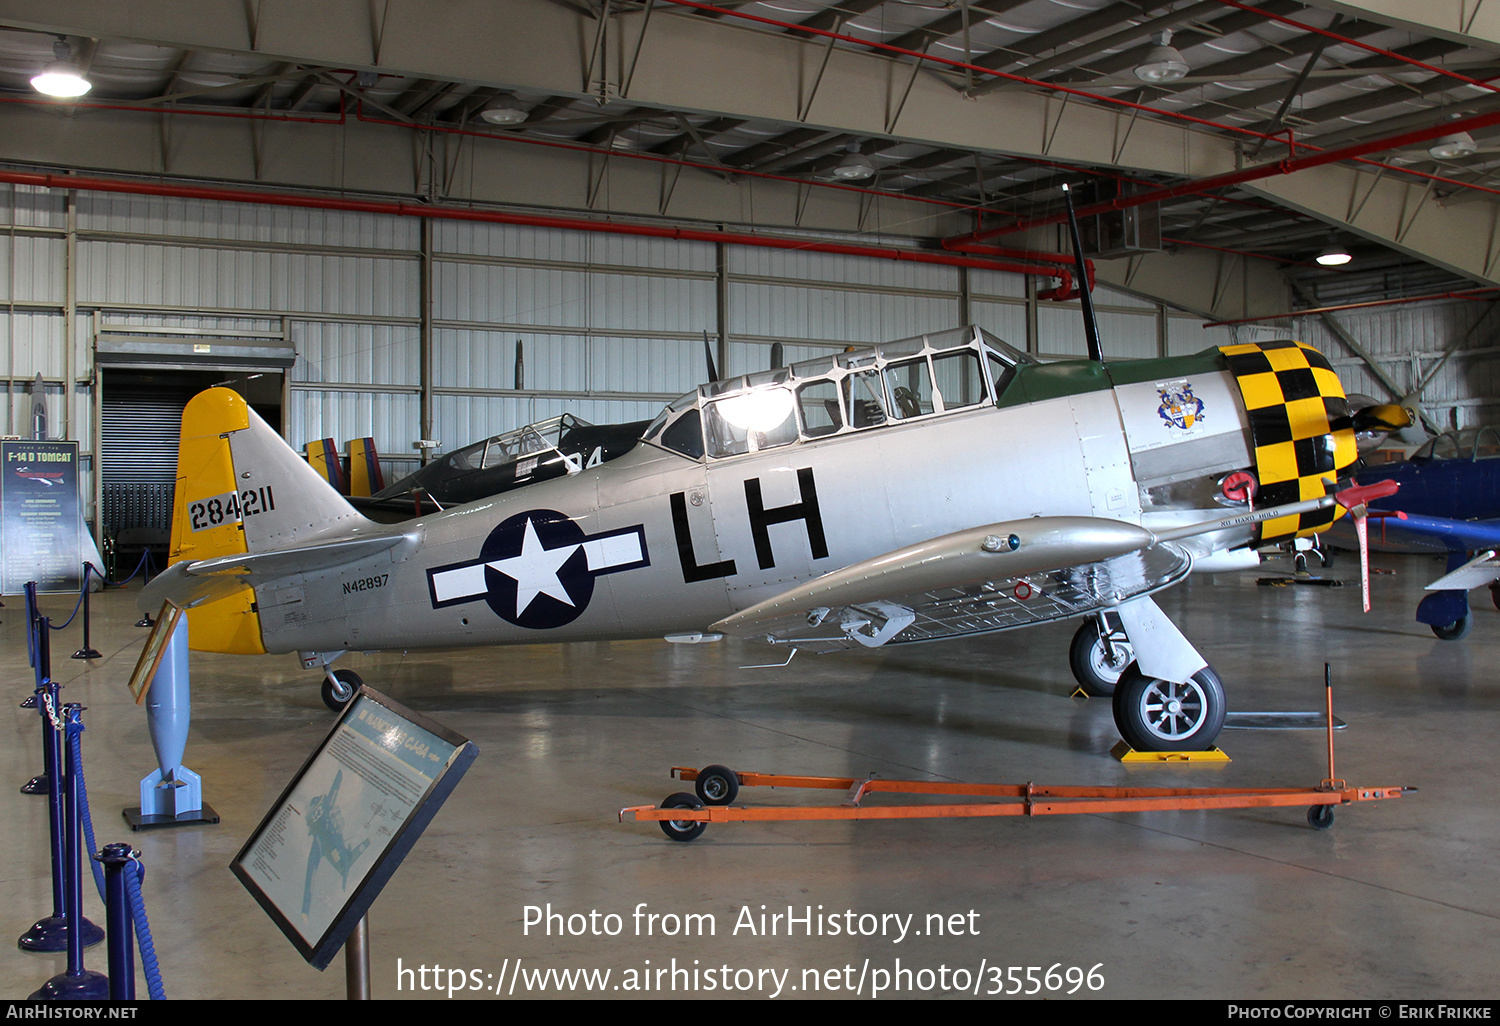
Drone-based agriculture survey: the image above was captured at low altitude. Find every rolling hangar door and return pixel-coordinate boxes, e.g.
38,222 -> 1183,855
93,314 -> 294,572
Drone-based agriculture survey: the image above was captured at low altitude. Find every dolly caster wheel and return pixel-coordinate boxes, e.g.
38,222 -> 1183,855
659,793 -> 707,842
695,765 -> 739,806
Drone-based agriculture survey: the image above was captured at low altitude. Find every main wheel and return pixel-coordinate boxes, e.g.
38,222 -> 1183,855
1112,664 -> 1226,752
1069,618 -> 1133,697
658,792 -> 707,842
321,669 -> 363,712
694,765 -> 739,806
1431,615 -> 1472,641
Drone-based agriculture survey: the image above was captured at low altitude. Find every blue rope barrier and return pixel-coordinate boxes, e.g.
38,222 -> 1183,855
69,718 -> 166,1000
124,864 -> 164,1001
111,549 -> 154,587
44,565 -> 96,632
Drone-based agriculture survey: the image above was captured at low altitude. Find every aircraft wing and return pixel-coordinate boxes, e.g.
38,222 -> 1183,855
139,532 -> 419,611
711,516 -> 1191,653
1377,512 -> 1500,553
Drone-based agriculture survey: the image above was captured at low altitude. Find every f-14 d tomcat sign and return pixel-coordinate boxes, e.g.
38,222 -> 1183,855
142,320 -> 1382,754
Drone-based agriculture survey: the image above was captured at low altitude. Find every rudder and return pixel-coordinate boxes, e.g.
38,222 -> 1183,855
168,388 -> 365,653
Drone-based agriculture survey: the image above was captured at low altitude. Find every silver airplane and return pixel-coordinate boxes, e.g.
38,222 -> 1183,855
141,325 -> 1366,752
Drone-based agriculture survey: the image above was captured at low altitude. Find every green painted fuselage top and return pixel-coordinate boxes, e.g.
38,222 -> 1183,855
995,348 -> 1230,408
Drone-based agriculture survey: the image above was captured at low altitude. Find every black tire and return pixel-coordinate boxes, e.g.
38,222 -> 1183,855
1111,663 -> 1227,753
1491,581 -> 1500,612
321,669 -> 363,712
694,765 -> 739,806
1294,552 -> 1309,574
1307,804 -> 1336,830
658,792 -> 707,842
1069,618 -> 1133,698
1431,615 -> 1472,641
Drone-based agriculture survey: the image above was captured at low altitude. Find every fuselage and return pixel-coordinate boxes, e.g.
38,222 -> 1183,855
246,327 -> 1324,657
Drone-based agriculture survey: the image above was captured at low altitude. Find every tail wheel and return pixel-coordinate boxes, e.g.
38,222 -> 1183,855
1431,615 -> 1472,641
1111,664 -> 1226,752
322,669 -> 363,712
1069,617 -> 1133,697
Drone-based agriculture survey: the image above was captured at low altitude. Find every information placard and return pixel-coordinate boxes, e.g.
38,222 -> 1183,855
1,440 -> 82,594
230,688 -> 477,970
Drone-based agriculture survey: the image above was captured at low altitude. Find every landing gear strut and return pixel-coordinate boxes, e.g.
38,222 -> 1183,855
1069,615 -> 1133,697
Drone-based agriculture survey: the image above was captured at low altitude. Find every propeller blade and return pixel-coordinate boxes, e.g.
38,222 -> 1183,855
1355,509 -> 1371,612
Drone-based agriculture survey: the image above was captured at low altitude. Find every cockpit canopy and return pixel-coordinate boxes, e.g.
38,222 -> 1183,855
643,326 -> 1029,461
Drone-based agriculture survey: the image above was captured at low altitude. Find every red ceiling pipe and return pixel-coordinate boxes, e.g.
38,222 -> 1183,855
1037,269 -> 1074,301
0,168 -> 1079,292
1203,288 -> 1500,327
657,0 -> 1313,153
944,240 -> 1096,287
347,102 -> 982,212
1212,0 -> 1500,96
946,107 -> 1500,246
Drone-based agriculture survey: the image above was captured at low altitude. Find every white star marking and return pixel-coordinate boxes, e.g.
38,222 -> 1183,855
486,518 -> 580,616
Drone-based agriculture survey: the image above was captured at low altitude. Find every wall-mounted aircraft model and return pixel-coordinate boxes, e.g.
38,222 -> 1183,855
140,320 -> 1371,753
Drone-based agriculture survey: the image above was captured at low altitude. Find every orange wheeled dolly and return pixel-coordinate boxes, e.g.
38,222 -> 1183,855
621,669 -> 1411,842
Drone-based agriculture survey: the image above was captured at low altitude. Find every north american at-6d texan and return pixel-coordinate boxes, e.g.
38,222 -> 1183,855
142,324 -> 1382,753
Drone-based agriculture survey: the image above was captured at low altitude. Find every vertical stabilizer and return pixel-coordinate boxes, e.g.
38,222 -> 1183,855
347,437 -> 384,496
167,389 -> 367,653
304,438 -> 348,494
168,388 -> 261,653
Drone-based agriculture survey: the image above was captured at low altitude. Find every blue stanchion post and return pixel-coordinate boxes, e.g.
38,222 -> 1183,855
17,598 -> 103,954
98,844 -> 138,1001
71,564 -> 101,661
18,681 -> 71,952
30,704 -> 109,999
20,584 -> 48,795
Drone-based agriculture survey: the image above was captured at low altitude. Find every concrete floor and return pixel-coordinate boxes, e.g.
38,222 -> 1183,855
2,551 -> 1497,1001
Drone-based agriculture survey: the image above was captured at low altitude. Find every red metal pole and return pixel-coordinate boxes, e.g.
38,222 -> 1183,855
945,107 -> 1500,246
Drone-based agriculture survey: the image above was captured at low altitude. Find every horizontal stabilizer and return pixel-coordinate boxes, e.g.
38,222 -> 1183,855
1425,549 -> 1500,592
139,532 -> 417,611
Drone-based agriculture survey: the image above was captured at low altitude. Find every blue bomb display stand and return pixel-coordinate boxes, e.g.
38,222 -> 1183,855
124,601 -> 220,830
231,687 -> 476,986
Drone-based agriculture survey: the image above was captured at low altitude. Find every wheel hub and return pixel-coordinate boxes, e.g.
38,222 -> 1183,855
1141,680 -> 1207,741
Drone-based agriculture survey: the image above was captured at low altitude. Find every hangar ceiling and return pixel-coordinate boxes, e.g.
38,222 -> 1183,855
1,0 -> 1499,320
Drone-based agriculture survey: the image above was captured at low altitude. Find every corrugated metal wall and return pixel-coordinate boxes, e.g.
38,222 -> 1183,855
1284,300 -> 1498,430
4,179 -> 1496,538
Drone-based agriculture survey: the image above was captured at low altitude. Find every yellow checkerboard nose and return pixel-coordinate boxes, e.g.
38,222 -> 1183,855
1219,340 -> 1358,542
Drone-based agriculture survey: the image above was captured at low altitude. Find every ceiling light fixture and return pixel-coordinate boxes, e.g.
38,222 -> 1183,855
1428,131 -> 1478,160
1134,30 -> 1189,85
30,38 -> 91,98
1316,238 -> 1352,267
479,103 -> 528,126
833,143 -> 875,181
